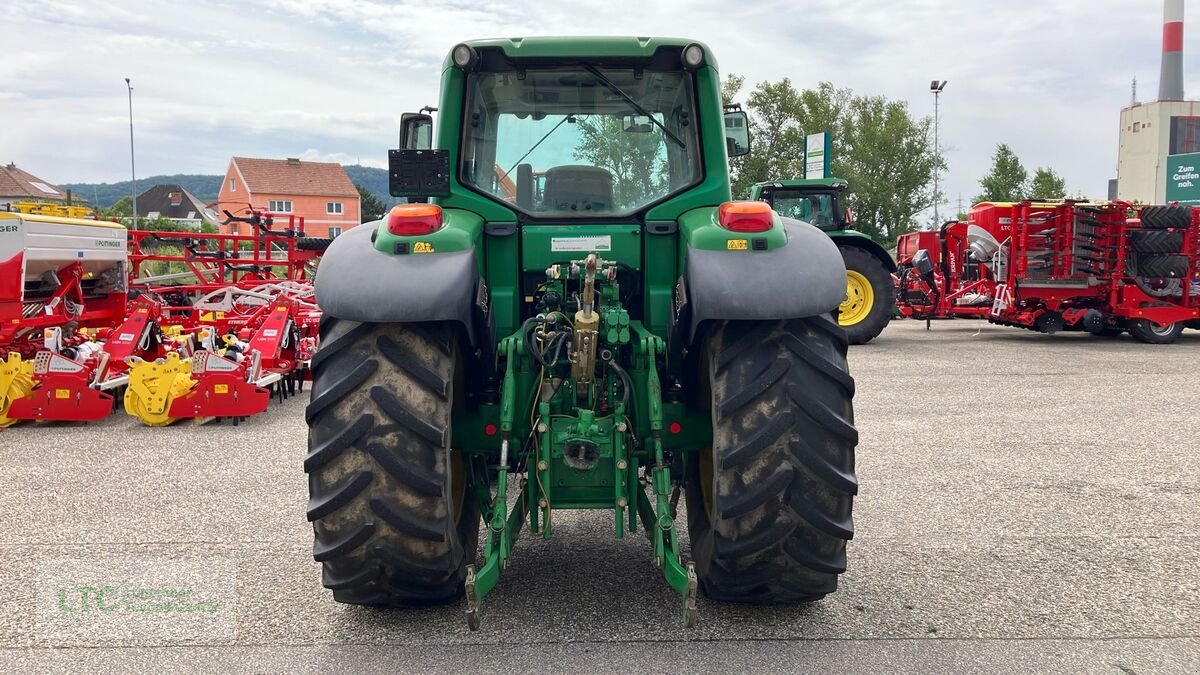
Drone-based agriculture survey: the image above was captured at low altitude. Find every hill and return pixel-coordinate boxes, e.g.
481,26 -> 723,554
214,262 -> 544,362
61,174 -> 223,208
61,166 -> 393,209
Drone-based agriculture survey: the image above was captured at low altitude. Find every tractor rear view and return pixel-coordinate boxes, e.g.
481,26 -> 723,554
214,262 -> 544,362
305,38 -> 860,628
747,180 -> 896,344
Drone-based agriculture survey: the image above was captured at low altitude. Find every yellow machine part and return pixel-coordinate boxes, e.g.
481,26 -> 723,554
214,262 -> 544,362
0,353 -> 36,429
123,353 -> 196,426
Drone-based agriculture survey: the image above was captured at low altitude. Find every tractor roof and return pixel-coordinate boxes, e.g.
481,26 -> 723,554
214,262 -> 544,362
448,37 -> 717,70
753,178 -> 849,190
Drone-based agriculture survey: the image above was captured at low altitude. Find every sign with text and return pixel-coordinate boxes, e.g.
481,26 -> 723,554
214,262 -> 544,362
805,132 -> 832,179
1165,152 -> 1200,205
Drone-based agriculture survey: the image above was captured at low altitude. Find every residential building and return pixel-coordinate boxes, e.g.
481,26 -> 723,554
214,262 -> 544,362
0,163 -> 74,210
134,184 -> 218,229
216,157 -> 360,237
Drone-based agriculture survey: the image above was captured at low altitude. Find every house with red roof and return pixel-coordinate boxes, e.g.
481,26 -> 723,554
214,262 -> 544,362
216,157 -> 360,238
0,163 -> 73,209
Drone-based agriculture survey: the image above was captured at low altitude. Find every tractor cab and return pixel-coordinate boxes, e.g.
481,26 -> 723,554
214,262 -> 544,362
748,179 -> 851,232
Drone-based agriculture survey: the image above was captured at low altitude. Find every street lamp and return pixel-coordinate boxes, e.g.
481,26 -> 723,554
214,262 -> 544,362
930,79 -> 947,227
125,77 -> 137,229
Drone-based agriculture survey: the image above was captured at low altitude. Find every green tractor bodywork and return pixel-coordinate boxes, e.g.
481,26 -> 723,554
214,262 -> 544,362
747,179 -> 896,344
307,37 -> 859,630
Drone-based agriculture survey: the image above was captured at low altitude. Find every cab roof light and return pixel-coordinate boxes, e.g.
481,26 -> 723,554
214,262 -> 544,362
717,201 -> 775,233
386,204 -> 443,236
451,43 -> 481,71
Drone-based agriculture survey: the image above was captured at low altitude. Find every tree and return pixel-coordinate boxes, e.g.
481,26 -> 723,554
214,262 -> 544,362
976,144 -> 1028,202
838,94 -> 937,242
574,116 -> 667,208
1028,167 -> 1066,200
732,78 -> 809,197
730,79 -> 936,242
357,183 -> 387,222
97,195 -> 132,220
720,73 -> 745,107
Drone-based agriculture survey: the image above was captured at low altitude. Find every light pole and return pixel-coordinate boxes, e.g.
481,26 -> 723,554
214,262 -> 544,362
930,80 -> 947,227
125,77 -> 137,229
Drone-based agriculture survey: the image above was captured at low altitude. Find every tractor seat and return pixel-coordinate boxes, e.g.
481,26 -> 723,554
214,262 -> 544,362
541,166 -> 614,213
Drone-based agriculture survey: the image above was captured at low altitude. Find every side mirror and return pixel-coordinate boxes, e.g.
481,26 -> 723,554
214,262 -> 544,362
399,113 -> 434,150
723,110 -> 751,158
621,114 -> 654,133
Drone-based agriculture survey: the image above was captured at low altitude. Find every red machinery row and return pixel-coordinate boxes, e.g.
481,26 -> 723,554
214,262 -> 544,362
895,201 -> 1200,343
0,208 -> 328,427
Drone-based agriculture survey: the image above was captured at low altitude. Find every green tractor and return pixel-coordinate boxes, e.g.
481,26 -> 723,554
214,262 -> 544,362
306,38 -> 859,629
747,179 -> 896,344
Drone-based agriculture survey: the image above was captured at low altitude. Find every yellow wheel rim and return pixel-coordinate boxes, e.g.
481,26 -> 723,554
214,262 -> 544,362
839,270 -> 874,326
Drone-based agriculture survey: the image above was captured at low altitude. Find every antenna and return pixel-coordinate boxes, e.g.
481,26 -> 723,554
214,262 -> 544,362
1132,76 -> 1138,105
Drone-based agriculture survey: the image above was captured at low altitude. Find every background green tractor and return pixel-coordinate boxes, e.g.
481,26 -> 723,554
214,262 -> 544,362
747,179 -> 896,344
306,38 -> 859,629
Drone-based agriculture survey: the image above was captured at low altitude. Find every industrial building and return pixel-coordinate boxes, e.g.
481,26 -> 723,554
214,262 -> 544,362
1116,0 -> 1200,205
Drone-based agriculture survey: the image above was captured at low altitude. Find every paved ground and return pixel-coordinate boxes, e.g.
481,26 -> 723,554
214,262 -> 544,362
1,319 -> 1198,673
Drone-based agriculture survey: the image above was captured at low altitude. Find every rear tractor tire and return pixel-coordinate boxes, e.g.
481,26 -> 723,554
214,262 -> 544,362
687,316 -> 858,603
305,318 -> 479,605
837,246 -> 893,345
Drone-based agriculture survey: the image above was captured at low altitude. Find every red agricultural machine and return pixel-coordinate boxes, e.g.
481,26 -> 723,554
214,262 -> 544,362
0,207 -> 327,427
895,201 -> 1200,343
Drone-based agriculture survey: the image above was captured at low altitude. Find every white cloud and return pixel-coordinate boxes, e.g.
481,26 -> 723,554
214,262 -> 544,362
1,0 -> 1193,212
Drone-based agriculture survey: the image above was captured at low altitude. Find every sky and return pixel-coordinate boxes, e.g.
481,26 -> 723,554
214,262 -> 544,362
2,0 -> 1195,217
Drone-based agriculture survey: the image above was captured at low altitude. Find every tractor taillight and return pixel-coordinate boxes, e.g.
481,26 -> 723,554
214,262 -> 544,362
717,201 -> 774,233
386,204 -> 443,236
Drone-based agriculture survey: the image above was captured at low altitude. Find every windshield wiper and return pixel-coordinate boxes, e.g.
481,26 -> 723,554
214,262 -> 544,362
580,63 -> 685,149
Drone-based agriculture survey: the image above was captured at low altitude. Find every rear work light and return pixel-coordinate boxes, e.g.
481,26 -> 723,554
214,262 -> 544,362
718,201 -> 775,233
386,204 -> 443,236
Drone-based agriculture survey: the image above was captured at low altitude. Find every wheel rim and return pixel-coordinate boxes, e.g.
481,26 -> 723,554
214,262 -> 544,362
1149,321 -> 1178,337
839,271 -> 874,326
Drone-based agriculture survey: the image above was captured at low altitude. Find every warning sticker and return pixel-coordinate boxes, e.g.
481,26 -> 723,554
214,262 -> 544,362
551,236 -> 611,252
262,329 -> 278,337
118,333 -> 136,342
214,384 -> 229,395
55,389 -> 71,399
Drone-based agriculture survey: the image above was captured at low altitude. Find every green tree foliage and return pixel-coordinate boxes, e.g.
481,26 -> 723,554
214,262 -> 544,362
726,78 -> 937,242
1028,167 -> 1067,200
574,116 -> 667,208
98,196 -> 132,219
975,144 -> 1028,202
720,73 -> 745,107
357,183 -> 388,222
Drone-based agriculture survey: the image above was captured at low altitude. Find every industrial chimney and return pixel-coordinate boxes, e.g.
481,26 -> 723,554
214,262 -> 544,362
1160,0 -> 1185,101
